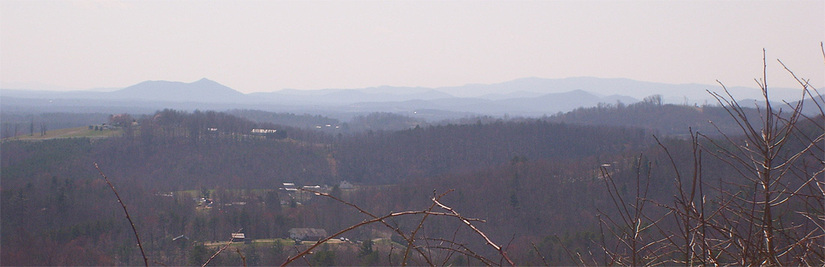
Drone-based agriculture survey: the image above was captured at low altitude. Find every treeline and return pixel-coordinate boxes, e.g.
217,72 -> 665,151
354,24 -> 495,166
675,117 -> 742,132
1,109 -> 660,265
0,112 -> 112,139
346,112 -> 425,132
0,109 -> 429,140
2,106 -> 821,265
1,109 -> 656,190
230,109 -> 427,133
227,109 -> 341,130
333,119 -> 651,184
335,113 -> 823,264
545,97 -> 761,137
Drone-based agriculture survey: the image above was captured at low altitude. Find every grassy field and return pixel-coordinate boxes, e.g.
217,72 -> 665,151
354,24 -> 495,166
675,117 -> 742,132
2,126 -> 121,141
201,238 -> 359,248
205,238 -> 293,248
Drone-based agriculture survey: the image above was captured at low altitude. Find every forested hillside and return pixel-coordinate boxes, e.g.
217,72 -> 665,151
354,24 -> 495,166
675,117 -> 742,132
334,119 -> 650,184
2,92 -> 823,265
0,112 -> 114,139
545,95 -> 762,137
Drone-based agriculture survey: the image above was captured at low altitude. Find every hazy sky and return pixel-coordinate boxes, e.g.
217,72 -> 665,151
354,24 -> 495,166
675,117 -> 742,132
1,0 -> 823,93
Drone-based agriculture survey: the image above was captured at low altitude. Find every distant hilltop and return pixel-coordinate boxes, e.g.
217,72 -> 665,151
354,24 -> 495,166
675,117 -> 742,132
109,78 -> 246,103
0,77 -> 808,118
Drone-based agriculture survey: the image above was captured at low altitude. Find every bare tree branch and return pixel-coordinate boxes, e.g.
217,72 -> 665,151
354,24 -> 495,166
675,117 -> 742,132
94,162 -> 148,267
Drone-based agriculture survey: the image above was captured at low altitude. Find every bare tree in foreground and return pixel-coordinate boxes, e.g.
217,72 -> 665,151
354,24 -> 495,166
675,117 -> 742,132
95,162 -> 514,266
599,47 -> 825,265
94,47 -> 823,266
282,188 -> 515,266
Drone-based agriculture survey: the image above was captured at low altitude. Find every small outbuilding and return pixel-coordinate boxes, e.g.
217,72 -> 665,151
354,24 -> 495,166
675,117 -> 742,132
231,232 -> 246,241
339,181 -> 354,189
289,228 -> 328,241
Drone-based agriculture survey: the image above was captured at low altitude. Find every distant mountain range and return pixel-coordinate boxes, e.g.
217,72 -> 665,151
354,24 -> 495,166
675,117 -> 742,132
111,78 -> 246,102
0,77 -> 810,119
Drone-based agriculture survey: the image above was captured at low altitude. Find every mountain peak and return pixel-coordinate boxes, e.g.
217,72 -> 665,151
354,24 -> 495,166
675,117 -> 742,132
109,78 -> 245,102
194,78 -> 213,83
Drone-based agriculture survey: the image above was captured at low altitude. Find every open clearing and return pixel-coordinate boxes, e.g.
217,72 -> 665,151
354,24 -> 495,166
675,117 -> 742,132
2,126 -> 121,141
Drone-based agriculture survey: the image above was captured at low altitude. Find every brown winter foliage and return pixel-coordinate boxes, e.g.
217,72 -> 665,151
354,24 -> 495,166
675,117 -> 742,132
2,51 -> 823,265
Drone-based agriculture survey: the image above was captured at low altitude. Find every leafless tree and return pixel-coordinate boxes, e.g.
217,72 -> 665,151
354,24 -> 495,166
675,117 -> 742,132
281,188 -> 515,266
600,47 -> 825,265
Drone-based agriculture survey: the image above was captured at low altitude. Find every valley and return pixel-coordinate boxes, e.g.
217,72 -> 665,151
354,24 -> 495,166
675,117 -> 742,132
2,90 -> 822,265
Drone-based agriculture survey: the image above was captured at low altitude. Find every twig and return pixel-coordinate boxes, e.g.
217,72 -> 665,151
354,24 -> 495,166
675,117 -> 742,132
297,188 -> 435,266
531,242 -> 550,266
403,190 -> 450,266
425,238 -> 497,266
94,162 -> 148,267
236,248 -> 247,267
291,246 -> 311,266
388,242 -> 395,266
281,210 -> 465,266
202,228 -> 241,267
286,188 -> 492,266
554,235 -> 581,265
432,196 -> 515,266
501,234 -> 516,266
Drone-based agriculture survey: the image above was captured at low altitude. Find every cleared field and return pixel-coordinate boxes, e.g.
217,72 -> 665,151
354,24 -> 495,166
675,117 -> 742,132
204,238 -> 352,248
2,126 -> 121,141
